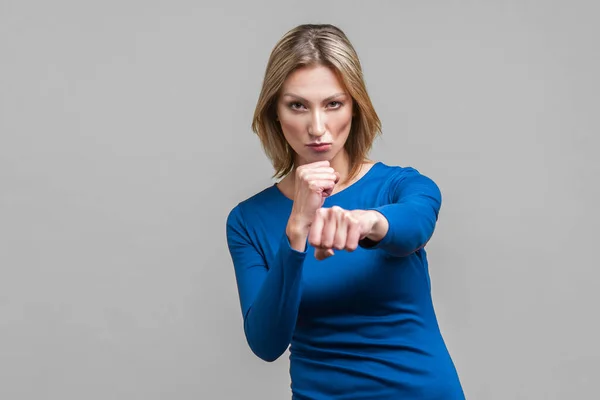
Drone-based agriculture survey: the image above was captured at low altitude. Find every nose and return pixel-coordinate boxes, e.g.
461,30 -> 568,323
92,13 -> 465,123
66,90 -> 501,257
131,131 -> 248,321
308,110 -> 326,137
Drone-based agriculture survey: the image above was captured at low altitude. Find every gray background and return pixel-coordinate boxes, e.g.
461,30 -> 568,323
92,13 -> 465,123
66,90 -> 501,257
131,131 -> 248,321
1,0 -> 598,399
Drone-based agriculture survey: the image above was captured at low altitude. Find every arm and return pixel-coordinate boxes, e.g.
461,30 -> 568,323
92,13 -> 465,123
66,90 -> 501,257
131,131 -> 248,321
359,168 -> 442,257
226,205 -> 306,362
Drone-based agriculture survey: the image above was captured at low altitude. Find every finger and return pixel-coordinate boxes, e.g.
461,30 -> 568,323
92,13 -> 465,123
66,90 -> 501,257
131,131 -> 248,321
321,248 -> 335,260
301,168 -> 336,181
323,173 -> 340,197
321,209 -> 338,249
308,180 -> 336,194
345,216 -> 362,252
311,181 -> 336,198
310,167 -> 335,174
333,211 -> 348,250
322,186 -> 334,198
308,209 -> 326,248
315,248 -> 334,261
297,167 -> 334,181
304,173 -> 338,182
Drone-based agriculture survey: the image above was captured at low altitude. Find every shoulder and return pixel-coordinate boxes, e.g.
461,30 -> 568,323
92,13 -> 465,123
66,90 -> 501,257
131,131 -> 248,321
369,161 -> 437,185
226,185 -> 286,229
367,162 -> 441,201
226,184 -> 291,254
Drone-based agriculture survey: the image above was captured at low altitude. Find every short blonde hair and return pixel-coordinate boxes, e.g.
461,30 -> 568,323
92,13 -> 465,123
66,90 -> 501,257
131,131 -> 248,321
251,24 -> 382,183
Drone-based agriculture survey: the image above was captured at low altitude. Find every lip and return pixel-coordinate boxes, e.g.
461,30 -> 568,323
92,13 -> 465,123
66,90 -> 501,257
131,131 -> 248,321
307,143 -> 332,152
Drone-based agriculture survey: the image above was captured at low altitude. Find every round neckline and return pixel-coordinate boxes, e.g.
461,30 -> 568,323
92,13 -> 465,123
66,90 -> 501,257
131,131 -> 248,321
272,161 -> 382,202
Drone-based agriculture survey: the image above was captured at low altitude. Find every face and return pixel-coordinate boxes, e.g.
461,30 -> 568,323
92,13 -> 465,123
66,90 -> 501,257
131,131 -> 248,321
276,64 -> 354,167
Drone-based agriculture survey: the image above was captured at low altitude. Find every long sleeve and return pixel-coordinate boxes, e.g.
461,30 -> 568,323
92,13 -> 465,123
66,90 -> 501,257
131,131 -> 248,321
360,167 -> 442,257
226,205 -> 306,362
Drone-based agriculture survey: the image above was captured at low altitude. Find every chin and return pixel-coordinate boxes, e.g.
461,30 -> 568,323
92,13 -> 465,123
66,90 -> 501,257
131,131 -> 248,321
303,152 -> 333,164
295,146 -> 341,166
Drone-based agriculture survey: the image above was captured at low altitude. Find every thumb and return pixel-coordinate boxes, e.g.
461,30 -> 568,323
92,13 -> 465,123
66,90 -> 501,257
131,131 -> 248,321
334,171 -> 341,184
315,248 -> 335,261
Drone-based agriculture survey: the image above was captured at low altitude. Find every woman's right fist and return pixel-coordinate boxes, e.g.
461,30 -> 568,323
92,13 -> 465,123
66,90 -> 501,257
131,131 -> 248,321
286,161 -> 339,250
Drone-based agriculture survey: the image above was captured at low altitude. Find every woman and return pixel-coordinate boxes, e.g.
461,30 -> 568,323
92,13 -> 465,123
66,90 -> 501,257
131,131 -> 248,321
226,24 -> 465,399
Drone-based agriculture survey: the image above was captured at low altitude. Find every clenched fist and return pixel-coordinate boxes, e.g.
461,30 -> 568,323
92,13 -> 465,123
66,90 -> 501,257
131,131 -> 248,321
309,207 -> 387,260
286,161 -> 340,252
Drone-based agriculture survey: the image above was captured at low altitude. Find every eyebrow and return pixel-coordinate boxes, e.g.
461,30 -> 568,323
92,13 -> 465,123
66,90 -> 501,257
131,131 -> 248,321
281,92 -> 347,103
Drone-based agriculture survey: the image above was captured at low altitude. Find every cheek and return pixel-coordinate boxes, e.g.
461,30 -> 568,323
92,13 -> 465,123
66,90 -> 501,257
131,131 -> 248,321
280,118 -> 303,140
278,110 -> 306,137
331,111 -> 353,134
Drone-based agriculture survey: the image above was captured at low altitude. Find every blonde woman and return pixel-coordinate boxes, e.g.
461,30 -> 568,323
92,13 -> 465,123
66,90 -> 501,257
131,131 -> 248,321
226,24 -> 465,399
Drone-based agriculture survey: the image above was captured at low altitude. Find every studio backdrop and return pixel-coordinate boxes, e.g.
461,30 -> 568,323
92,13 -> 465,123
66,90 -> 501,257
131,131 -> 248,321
1,1 -> 598,399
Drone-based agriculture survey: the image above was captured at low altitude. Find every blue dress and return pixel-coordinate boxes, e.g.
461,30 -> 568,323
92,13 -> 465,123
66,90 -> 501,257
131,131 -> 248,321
226,162 -> 465,399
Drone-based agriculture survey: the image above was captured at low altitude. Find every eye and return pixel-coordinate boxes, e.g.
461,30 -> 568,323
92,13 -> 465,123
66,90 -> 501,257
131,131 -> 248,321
327,101 -> 343,109
288,102 -> 306,111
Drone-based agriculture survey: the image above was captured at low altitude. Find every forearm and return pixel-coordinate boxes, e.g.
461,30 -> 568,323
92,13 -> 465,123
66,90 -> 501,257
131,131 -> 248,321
364,210 -> 389,242
286,218 -> 309,252
243,233 -> 305,362
360,202 -> 438,257
357,169 -> 442,257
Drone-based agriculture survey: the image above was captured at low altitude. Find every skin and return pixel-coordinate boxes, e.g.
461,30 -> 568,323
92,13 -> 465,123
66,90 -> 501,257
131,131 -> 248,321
275,64 -> 389,260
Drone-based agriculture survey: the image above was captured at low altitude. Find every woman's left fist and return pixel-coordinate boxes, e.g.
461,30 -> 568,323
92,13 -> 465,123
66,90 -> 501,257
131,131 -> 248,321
308,207 -> 385,261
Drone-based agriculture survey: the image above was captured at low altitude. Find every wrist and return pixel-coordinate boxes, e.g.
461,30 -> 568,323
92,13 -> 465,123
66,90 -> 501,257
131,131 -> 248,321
286,218 -> 310,252
366,210 -> 388,242
286,214 -> 311,236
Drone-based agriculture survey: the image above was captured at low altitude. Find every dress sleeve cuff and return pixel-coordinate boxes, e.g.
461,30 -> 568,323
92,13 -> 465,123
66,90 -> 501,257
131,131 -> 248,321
280,231 -> 308,257
358,206 -> 395,250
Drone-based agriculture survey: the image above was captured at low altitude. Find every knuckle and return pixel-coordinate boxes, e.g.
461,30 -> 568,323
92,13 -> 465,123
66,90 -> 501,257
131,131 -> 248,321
310,182 -> 323,192
345,213 -> 358,224
331,206 -> 343,216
